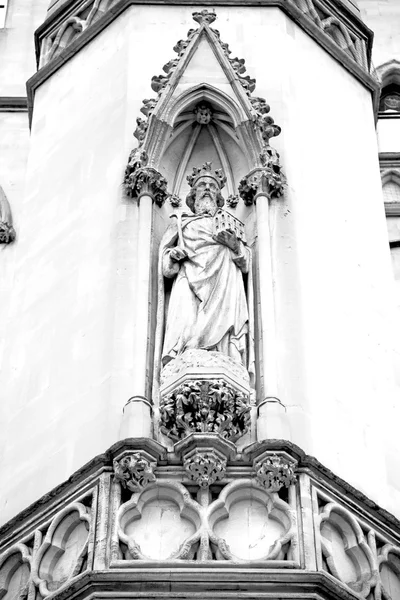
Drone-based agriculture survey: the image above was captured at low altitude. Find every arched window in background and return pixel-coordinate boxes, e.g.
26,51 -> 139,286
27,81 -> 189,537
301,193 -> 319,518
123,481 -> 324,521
377,60 -> 400,115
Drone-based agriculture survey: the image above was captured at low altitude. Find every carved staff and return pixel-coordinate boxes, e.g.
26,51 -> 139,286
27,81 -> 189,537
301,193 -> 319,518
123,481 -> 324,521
170,212 -> 186,251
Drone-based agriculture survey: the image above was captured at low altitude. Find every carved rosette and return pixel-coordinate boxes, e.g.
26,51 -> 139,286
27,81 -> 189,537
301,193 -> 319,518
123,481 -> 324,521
239,147 -> 285,205
254,454 -> 297,492
124,166 -> 168,207
160,379 -> 251,443
184,449 -> 227,488
113,452 -> 156,493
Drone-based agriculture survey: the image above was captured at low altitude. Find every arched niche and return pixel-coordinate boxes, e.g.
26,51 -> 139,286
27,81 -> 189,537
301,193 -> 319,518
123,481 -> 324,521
150,85 -> 259,244
377,60 -> 400,114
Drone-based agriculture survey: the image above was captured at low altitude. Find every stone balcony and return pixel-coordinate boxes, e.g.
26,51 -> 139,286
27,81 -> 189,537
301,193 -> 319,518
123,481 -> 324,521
1,437 -> 399,600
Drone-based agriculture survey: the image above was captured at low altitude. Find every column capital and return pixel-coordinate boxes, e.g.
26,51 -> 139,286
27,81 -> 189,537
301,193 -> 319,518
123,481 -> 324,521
124,160 -> 168,207
238,146 -> 285,205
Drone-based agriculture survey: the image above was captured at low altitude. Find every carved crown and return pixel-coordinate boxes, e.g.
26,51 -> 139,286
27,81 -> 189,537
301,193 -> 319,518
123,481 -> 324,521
187,162 -> 227,190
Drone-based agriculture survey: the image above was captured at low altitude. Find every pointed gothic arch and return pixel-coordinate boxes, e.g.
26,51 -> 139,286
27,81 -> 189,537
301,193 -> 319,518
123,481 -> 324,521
124,9 -> 281,202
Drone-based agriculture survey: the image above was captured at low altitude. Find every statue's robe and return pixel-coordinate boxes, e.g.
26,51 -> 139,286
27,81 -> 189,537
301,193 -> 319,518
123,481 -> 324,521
155,213 -> 255,382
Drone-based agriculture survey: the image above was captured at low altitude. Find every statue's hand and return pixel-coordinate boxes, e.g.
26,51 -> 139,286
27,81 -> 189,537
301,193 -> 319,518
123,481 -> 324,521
216,229 -> 240,254
170,246 -> 188,262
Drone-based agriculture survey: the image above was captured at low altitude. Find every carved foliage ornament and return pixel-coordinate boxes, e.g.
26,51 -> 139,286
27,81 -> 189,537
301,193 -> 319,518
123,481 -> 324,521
239,147 -> 286,205
184,450 -> 227,488
255,454 -> 297,492
124,165 -> 168,206
160,379 -> 251,443
113,452 -> 156,493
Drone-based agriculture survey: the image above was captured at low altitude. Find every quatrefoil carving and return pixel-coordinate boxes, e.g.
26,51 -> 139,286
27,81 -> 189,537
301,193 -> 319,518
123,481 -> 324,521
118,481 -> 202,560
32,502 -> 90,595
117,479 -> 296,563
378,544 -> 400,600
319,503 -> 377,597
0,544 -> 31,600
207,480 -> 296,561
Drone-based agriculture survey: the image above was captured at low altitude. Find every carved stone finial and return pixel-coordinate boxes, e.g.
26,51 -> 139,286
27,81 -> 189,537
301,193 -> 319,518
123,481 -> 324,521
238,147 -> 285,205
113,452 -> 156,493
255,454 -> 297,492
187,162 -> 226,190
194,102 -> 213,125
192,9 -> 217,25
184,449 -> 227,488
124,165 -> 168,206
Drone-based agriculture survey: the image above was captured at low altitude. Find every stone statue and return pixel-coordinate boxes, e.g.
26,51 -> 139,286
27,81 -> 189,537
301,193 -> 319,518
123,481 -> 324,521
156,163 -> 254,381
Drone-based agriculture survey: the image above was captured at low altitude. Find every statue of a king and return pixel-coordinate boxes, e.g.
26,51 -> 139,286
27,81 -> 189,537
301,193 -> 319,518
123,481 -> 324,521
160,163 -> 253,372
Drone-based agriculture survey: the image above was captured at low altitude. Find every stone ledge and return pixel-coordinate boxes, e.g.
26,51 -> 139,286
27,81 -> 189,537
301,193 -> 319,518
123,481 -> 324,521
26,0 -> 378,127
20,568 -> 363,600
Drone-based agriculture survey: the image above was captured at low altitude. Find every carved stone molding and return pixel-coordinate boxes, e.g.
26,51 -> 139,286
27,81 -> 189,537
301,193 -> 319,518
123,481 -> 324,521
113,452 -> 157,493
123,165 -> 168,206
183,449 -> 227,488
239,147 -> 286,205
0,186 -> 16,244
160,378 -> 251,443
254,453 -> 297,492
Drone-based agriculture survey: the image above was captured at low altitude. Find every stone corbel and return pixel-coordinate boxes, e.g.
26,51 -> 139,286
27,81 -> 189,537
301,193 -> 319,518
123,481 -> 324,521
0,186 -> 16,244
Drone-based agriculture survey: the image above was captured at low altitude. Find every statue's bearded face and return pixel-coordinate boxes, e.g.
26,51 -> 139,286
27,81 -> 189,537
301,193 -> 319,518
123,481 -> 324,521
193,176 -> 219,216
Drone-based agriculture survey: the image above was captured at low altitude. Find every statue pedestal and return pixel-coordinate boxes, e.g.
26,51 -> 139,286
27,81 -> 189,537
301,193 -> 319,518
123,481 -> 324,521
159,349 -> 251,443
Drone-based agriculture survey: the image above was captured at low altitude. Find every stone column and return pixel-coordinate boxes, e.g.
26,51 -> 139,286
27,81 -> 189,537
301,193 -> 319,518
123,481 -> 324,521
120,166 -> 168,439
239,147 -> 286,440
